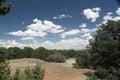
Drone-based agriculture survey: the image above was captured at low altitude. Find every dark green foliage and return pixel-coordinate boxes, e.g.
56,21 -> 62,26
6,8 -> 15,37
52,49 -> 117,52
74,20 -> 120,79
22,47 -> 34,58
31,64 -> 45,80
55,49 -> 82,58
34,47 -> 51,60
0,49 -> 10,80
7,47 -> 23,59
0,0 -> 12,16
3,46 -> 83,61
88,20 -> 120,79
24,67 -> 32,80
12,68 -> 24,80
94,67 -> 120,80
84,72 -> 98,80
72,63 -> 80,69
12,64 -> 45,80
75,50 -> 91,68
89,20 -> 120,69
46,53 -> 66,62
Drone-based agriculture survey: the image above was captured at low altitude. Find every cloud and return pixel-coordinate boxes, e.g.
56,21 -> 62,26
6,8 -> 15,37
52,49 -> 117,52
91,27 -> 98,32
60,26 -> 97,38
27,38 -> 89,50
97,8 -> 120,27
83,7 -> 101,22
8,18 -> 64,37
0,38 -> 89,50
103,12 -> 113,21
80,28 -> 90,33
22,22 -> 25,25
61,29 -> 80,38
0,40 -> 26,48
8,30 -> 47,37
53,14 -> 72,19
116,7 -> 120,15
21,37 -> 34,40
79,23 -> 87,28
82,33 -> 93,40
98,10 -> 120,26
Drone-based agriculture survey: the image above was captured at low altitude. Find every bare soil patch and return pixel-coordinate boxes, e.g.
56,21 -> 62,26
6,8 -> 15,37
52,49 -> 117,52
9,58 -> 91,80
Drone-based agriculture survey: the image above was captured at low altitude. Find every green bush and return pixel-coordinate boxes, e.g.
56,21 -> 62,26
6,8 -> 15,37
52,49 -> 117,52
11,64 -> 45,80
12,68 -> 24,80
84,72 -> 98,80
0,50 -> 11,80
72,63 -> 80,69
75,51 -> 91,68
31,64 -> 45,80
46,53 -> 66,63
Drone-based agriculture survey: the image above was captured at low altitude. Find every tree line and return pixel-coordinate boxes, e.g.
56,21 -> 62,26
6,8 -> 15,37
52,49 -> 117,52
0,47 -> 83,62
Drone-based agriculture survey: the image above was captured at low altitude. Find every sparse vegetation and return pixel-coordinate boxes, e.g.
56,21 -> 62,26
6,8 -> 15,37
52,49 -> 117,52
11,64 -> 45,80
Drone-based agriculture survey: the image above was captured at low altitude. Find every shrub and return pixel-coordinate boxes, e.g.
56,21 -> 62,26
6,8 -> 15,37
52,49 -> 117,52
46,53 -> 66,62
75,51 -> 91,68
31,64 -> 45,80
0,50 -> 11,80
12,68 -> 24,80
24,67 -> 32,80
11,64 -> 45,80
72,63 -> 80,69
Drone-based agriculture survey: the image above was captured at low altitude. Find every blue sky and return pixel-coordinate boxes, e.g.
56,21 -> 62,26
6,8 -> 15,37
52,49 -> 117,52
0,0 -> 120,50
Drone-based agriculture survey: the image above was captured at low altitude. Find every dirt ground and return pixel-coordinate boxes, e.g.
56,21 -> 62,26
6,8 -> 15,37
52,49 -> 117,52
9,58 -> 91,80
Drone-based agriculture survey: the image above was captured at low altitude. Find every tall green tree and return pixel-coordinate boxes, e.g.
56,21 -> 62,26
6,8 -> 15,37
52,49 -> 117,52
34,47 -> 50,60
22,47 -> 34,58
89,20 -> 120,79
7,47 -> 22,59
0,0 -> 12,16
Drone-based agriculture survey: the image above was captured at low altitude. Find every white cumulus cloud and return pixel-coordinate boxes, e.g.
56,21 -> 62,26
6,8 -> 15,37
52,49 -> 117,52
8,18 -> 64,37
61,29 -> 80,38
103,12 -> 113,21
28,38 -> 89,50
21,37 -> 34,40
79,23 -> 87,28
0,38 -> 89,50
0,40 -> 26,48
83,7 -> 101,22
116,7 -> 120,15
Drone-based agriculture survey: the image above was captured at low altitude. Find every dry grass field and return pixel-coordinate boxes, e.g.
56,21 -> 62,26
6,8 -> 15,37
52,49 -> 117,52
9,58 -> 91,80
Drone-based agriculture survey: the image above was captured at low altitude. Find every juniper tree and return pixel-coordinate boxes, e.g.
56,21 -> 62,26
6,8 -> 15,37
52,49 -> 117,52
89,20 -> 120,79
